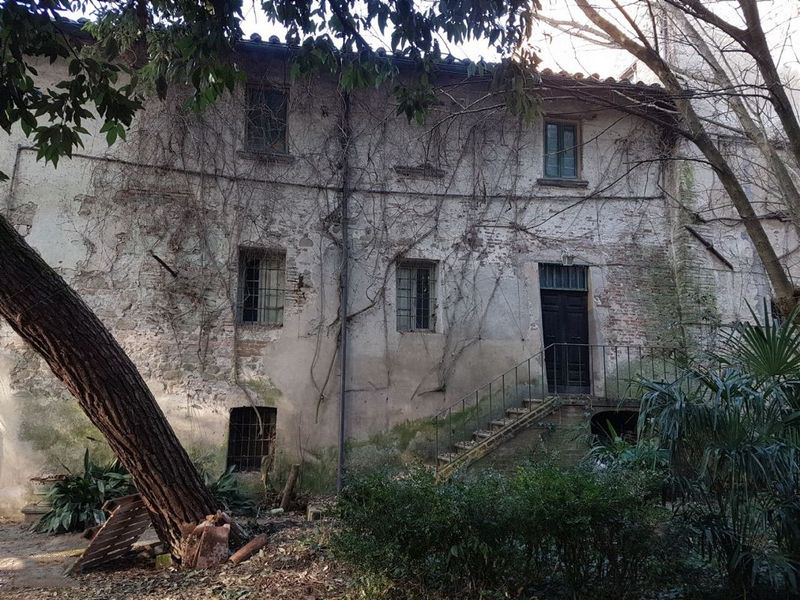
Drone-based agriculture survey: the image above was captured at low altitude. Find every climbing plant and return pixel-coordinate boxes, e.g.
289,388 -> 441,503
1,0 -> 542,181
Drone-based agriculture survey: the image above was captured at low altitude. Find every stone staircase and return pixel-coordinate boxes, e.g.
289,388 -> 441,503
433,342 -> 682,479
435,396 -> 559,479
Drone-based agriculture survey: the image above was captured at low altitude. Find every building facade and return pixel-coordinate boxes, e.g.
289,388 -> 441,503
0,40 -> 795,510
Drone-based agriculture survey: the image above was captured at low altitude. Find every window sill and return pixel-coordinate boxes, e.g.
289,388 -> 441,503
536,178 -> 589,189
397,329 -> 438,334
237,150 -> 295,164
394,164 -> 446,180
237,322 -> 284,329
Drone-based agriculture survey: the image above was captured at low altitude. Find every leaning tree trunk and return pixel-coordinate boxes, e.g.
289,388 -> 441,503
0,214 -> 218,558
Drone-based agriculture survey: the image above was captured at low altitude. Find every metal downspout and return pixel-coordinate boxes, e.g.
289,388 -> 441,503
336,90 -> 352,493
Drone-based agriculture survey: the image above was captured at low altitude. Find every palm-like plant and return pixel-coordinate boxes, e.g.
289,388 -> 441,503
585,421 -> 669,472
639,303 -> 800,597
34,449 -> 134,534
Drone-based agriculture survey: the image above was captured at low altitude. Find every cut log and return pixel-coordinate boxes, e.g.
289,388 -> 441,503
279,464 -> 300,511
180,521 -> 208,568
135,541 -> 164,559
195,523 -> 230,568
155,553 -> 173,569
181,512 -> 233,568
229,534 -> 269,566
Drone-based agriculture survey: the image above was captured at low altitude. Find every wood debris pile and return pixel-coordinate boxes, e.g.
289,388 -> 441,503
180,512 -> 231,569
1,512 -> 352,600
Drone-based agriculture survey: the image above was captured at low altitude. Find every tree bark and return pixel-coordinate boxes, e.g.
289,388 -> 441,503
0,213 -> 219,558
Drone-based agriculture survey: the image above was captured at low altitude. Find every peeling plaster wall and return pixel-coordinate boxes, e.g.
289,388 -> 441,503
0,54 -> 793,511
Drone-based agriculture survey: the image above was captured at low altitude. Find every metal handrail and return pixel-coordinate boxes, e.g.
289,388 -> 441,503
433,343 -> 684,466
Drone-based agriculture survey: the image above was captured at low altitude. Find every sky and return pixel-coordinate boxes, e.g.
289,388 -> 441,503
66,0 -> 799,83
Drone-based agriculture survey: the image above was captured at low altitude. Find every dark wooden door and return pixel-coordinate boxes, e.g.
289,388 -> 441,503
541,289 -> 590,394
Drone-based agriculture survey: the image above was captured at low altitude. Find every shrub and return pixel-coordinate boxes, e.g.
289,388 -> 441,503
585,422 -> 669,474
34,452 -> 255,535
510,464 -> 666,598
335,464 -> 670,599
202,465 -> 256,514
639,304 -> 800,598
35,449 -> 134,534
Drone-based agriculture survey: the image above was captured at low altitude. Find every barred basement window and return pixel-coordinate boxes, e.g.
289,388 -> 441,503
238,249 -> 286,325
226,407 -> 276,471
396,261 -> 437,332
245,84 -> 288,154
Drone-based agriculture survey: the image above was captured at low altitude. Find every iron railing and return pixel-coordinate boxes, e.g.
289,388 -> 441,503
433,343 -> 684,466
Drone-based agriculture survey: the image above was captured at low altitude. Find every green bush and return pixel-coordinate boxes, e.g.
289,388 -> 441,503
35,451 -> 255,535
34,449 -> 134,534
335,464 -> 671,599
202,464 -> 256,514
585,422 -> 669,473
639,304 -> 800,598
510,465 -> 665,597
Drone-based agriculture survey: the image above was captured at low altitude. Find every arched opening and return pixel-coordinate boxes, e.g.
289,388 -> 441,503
591,410 -> 639,443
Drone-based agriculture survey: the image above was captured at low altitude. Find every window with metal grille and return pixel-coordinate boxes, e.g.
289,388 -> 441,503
396,261 -> 437,332
226,407 -> 276,471
544,121 -> 579,179
245,84 -> 288,154
539,263 -> 587,290
237,249 -> 286,325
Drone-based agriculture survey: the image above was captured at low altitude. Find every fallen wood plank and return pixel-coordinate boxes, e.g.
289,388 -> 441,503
101,494 -> 142,511
69,494 -> 151,575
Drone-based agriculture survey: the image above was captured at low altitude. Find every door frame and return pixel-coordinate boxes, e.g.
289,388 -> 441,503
538,263 -> 592,396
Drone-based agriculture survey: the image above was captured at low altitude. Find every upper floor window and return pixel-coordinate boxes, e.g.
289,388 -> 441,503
544,121 -> 579,179
397,260 -> 437,332
245,84 -> 288,154
238,249 -> 286,325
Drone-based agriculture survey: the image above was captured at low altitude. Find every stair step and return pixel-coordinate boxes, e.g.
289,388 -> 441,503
454,440 -> 478,451
437,397 -> 560,477
437,453 -> 459,464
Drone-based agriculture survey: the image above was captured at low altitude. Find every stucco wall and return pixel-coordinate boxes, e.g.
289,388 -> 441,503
0,51 -> 793,511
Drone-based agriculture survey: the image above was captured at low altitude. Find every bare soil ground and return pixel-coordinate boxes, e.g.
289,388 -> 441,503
0,514 -> 353,600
